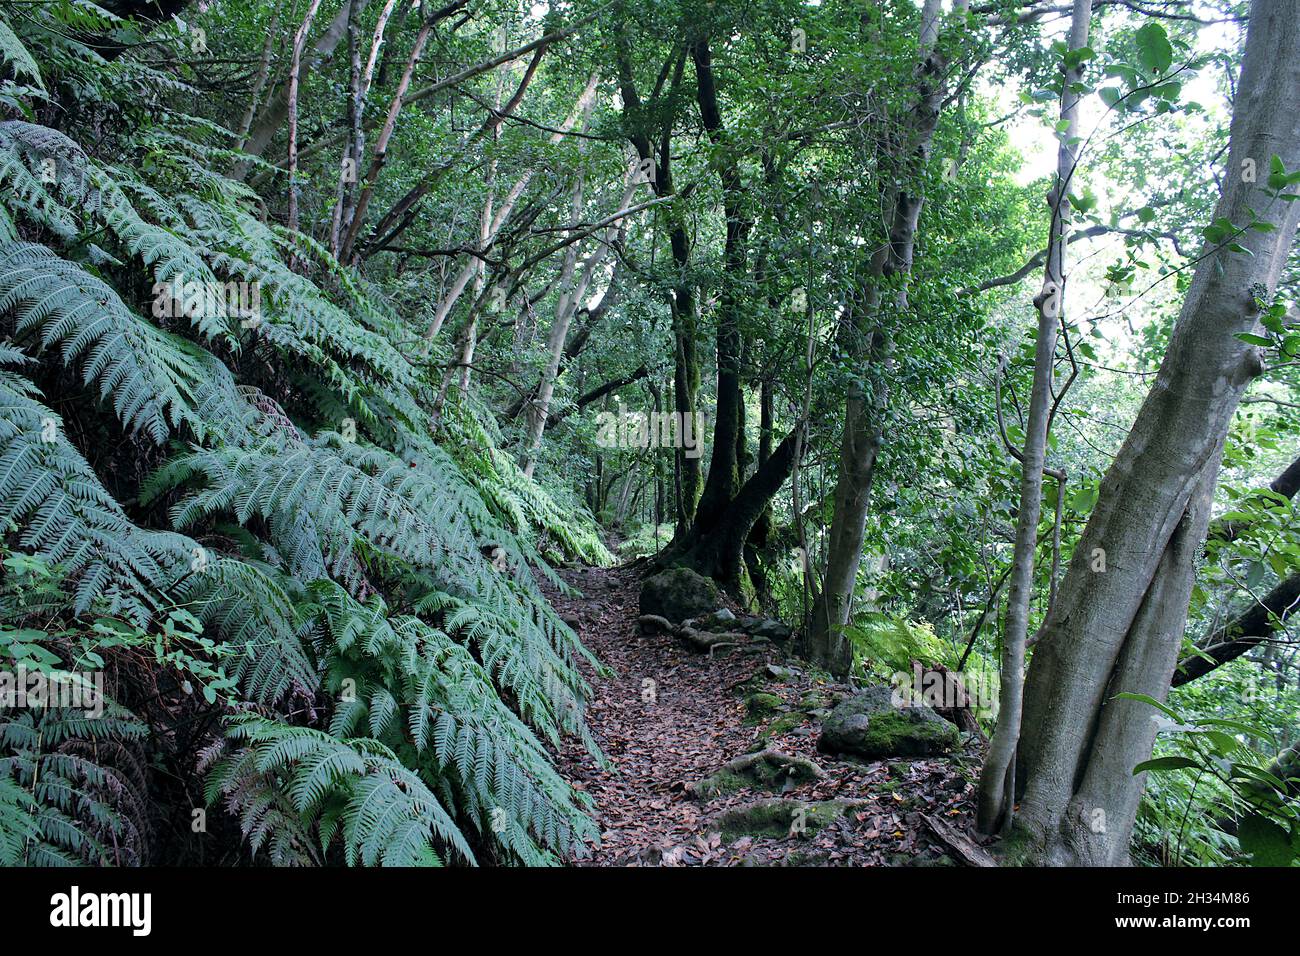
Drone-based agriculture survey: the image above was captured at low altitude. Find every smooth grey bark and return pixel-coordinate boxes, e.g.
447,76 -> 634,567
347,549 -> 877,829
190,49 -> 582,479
329,0 -> 397,256
232,7 -> 282,151
338,13 -> 436,263
1009,0 -> 1300,865
285,0 -> 327,238
230,0 -> 365,180
977,0 -> 1091,836
422,74 -> 599,342
522,160 -> 638,476
287,6 -> 598,177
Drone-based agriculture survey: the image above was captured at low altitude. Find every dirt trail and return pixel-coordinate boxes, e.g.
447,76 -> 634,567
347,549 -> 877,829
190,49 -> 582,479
548,565 -> 981,867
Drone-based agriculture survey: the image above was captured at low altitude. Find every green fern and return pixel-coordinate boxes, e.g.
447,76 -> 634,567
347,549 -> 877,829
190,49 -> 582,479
0,364 -> 195,624
0,8 -> 607,868
205,716 -> 473,867
0,706 -> 149,866
0,18 -> 44,90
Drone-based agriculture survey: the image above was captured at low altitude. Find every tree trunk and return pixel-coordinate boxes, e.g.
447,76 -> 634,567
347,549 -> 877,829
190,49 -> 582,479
976,0 -> 1091,836
616,46 -> 701,534
338,14 -> 437,264
422,73 -> 599,342
285,0 -> 327,238
329,0 -> 364,257
232,7 -> 282,151
231,0 -> 363,179
687,37 -> 751,533
330,0 -> 398,257
1008,0 -> 1300,865
522,160 -> 638,475
806,0 -> 967,674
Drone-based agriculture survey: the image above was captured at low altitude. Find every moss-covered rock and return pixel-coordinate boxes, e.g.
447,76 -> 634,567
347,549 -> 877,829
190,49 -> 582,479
689,749 -> 823,799
715,798 -> 869,842
760,711 -> 809,740
744,691 -> 784,723
696,608 -> 738,631
798,691 -> 835,711
817,685 -> 959,759
639,566 -> 721,623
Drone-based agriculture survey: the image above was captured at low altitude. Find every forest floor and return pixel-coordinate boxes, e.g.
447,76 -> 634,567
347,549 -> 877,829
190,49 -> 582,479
548,565 -> 984,867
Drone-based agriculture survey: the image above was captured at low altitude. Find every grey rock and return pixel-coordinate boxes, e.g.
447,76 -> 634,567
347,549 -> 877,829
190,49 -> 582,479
818,685 -> 960,759
639,566 -> 721,624
747,618 -> 794,642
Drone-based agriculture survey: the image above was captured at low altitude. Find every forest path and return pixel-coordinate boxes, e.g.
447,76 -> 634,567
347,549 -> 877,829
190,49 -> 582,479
547,565 -> 980,866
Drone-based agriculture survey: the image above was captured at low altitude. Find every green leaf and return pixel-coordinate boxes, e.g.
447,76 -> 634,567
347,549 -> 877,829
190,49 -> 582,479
1132,755 -> 1199,776
1236,333 -> 1272,347
1135,23 -> 1174,76
0,20 -> 44,90
1067,484 -> 1098,512
1151,81 -> 1181,102
1115,692 -> 1182,721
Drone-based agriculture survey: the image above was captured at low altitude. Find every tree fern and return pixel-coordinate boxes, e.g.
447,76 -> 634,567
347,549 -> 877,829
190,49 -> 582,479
0,706 -> 149,866
205,716 -> 473,867
0,17 -> 44,91
0,241 -> 243,442
0,363 -> 194,624
0,9 -> 609,868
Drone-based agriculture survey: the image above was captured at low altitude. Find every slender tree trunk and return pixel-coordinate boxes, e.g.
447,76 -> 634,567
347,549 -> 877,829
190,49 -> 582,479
339,14 -> 436,263
977,0 -> 1092,836
329,0 -> 364,257
290,6 -> 598,185
422,73 -> 599,342
367,44 -> 547,255
522,159 -> 638,476
363,0 -> 400,86
504,260 -> 626,419
1009,0 -> 1300,865
455,149 -> 496,395
285,0 -> 327,238
232,0 -> 363,179
330,0 -> 398,257
806,0 -> 968,674
453,61 -> 515,397
232,7 -> 282,151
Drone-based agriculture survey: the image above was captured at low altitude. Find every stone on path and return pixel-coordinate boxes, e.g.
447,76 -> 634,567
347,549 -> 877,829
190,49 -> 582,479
714,797 -> 870,843
689,749 -> 825,799
818,686 -> 960,759
638,566 -> 721,624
